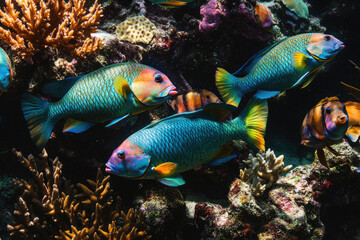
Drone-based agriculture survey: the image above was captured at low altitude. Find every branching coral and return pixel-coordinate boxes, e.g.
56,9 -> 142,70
240,149 -> 292,197
8,149 -> 150,240
0,0 -> 103,59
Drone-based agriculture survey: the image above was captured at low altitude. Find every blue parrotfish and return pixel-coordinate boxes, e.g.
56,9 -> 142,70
0,47 -> 12,95
106,98 -> 268,187
22,62 -> 177,148
170,89 -> 221,113
301,97 -> 348,168
216,33 -> 344,107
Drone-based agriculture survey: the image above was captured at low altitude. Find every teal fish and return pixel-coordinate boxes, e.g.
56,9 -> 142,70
106,98 -> 268,187
149,0 -> 194,7
22,63 -> 177,148
0,47 -> 12,95
216,33 -> 344,107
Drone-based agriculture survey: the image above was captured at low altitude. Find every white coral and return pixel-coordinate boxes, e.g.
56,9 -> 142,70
240,149 -> 292,197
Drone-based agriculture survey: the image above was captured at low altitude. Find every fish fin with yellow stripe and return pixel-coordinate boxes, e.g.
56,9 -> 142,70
216,68 -> 242,107
105,114 -> 138,127
114,76 -> 132,99
240,98 -> 268,151
292,52 -> 312,71
63,118 -> 95,133
301,66 -> 323,89
346,126 -> 360,142
153,162 -> 177,177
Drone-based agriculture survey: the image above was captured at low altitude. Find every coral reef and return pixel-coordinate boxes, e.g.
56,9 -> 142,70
193,141 -> 360,239
115,15 -> 157,45
7,149 -> 150,240
0,0 -> 103,59
239,149 -> 292,197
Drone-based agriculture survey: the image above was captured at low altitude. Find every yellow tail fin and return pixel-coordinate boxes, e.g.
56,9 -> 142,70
215,68 -> 242,107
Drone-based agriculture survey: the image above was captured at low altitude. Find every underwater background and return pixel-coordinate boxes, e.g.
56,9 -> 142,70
1,0 -> 360,239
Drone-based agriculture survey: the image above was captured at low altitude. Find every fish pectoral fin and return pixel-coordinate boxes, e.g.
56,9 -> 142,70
254,90 -> 281,99
292,52 -> 311,71
153,162 -> 177,177
301,66 -> 323,89
208,143 -> 236,166
291,71 -> 310,88
114,76 -> 132,99
42,75 -> 84,98
105,114 -> 138,127
157,175 -> 185,187
316,148 -> 329,169
63,119 -> 96,133
346,126 -> 360,142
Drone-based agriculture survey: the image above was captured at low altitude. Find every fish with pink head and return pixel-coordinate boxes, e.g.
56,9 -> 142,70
301,97 -> 349,168
106,98 -> 268,187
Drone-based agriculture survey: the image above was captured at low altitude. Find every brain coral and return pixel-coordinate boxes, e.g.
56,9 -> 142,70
115,15 -> 157,44
281,0 -> 309,19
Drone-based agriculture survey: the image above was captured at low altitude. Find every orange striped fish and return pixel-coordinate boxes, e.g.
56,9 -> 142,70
170,89 -> 221,113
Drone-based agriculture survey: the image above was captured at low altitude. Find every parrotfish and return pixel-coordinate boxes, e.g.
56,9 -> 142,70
22,62 -> 177,148
170,89 -> 220,113
106,98 -> 268,187
216,33 -> 344,107
301,97 -> 349,168
343,101 -> 360,142
149,0 -> 194,7
0,47 -> 12,95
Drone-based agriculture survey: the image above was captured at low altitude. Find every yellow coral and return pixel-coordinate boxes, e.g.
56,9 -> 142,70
115,15 -> 157,44
0,0 -> 103,59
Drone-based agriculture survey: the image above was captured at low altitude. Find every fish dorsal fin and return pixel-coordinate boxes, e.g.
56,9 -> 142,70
341,82 -> 360,101
114,76 -> 132,99
143,103 -> 237,130
233,38 -> 288,77
42,75 -> 84,99
301,66 -> 324,89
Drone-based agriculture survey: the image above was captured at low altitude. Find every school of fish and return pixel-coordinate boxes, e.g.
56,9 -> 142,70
0,31 -> 356,185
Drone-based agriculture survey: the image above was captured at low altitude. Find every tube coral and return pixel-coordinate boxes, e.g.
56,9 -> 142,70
8,149 -> 150,240
0,0 -> 103,59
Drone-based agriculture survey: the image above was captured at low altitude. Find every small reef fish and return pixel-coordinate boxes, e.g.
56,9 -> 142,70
149,0 -> 194,7
343,101 -> 360,142
22,62 -> 177,148
0,47 -> 12,95
106,98 -> 268,187
170,89 -> 220,113
301,97 -> 349,168
216,33 -> 344,107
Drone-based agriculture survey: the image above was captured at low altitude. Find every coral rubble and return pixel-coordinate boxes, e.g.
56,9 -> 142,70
0,0 -> 103,59
8,149 -> 150,240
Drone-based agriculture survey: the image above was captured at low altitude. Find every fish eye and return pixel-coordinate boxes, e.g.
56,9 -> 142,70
326,107 -> 331,114
154,74 -> 163,83
117,151 -> 125,159
324,35 -> 331,41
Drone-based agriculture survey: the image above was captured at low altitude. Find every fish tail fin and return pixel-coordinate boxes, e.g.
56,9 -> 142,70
21,94 -> 55,148
215,68 -> 243,107
235,98 -> 268,151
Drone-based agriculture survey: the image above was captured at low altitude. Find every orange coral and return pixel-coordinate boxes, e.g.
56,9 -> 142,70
0,0 -> 103,59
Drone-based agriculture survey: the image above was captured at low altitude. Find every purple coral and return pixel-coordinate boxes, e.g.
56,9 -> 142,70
199,0 -> 227,33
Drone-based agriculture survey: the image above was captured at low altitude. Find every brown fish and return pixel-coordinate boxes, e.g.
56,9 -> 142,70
170,89 -> 221,113
301,97 -> 349,168
344,101 -> 360,142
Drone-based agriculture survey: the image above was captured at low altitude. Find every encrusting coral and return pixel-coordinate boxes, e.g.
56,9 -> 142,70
240,149 -> 292,197
0,0 -> 103,59
115,15 -> 157,45
8,149 -> 150,240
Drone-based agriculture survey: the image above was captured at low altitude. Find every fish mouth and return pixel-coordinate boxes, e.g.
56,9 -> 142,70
105,162 -> 116,174
167,86 -> 178,96
158,86 -> 178,98
336,41 -> 345,50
